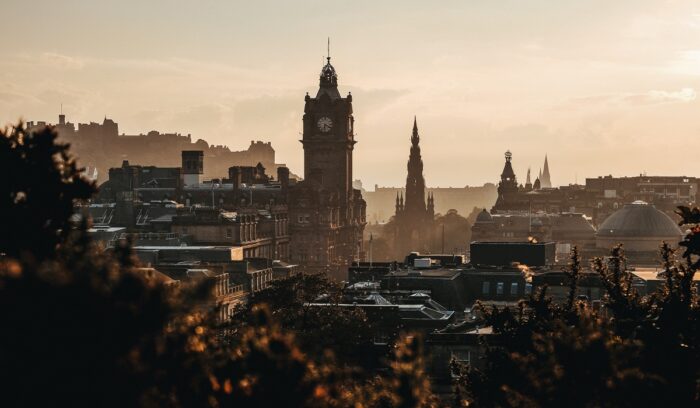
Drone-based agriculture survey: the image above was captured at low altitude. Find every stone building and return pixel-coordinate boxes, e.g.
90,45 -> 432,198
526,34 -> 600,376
392,118 -> 436,258
170,206 -> 289,260
288,56 -> 366,279
471,210 -> 597,260
489,151 -> 696,225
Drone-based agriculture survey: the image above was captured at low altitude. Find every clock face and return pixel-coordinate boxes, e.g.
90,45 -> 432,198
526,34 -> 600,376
317,116 -> 333,133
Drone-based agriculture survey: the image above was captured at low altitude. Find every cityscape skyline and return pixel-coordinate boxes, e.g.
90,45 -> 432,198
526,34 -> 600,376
2,0 -> 700,188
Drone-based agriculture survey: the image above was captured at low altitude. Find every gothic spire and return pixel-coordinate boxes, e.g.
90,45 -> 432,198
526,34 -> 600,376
525,167 -> 532,186
404,117 -> 426,215
541,154 -> 552,188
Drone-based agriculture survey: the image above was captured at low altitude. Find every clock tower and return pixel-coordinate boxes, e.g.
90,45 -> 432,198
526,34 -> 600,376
289,55 -> 366,279
301,56 -> 355,204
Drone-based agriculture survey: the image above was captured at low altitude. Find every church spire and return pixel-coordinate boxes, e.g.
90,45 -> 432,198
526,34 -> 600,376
525,167 -> 532,186
404,117 -> 426,215
541,154 -> 552,188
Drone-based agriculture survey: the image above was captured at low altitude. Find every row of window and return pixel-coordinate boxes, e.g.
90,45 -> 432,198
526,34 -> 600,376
481,281 -> 532,296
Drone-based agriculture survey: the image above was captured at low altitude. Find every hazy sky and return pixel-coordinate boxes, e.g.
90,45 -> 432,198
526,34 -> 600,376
2,0 -> 699,188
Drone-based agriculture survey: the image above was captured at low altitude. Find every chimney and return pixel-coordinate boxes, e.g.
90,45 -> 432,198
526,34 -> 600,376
229,167 -> 241,192
277,166 -> 290,196
182,150 -> 203,187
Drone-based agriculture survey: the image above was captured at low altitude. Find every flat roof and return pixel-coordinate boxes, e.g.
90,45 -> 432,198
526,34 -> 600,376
632,269 -> 700,282
133,245 -> 241,250
387,269 -> 461,279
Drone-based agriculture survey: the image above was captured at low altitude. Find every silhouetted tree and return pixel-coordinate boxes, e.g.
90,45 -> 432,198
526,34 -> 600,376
454,222 -> 700,407
230,273 -> 381,367
0,124 -> 95,260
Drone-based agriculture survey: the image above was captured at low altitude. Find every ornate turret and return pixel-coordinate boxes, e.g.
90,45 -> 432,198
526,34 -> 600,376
492,150 -> 521,212
317,57 -> 341,99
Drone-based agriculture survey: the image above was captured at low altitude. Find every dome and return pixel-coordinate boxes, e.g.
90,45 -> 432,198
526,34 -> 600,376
597,201 -> 681,238
475,209 -> 493,223
596,201 -> 683,253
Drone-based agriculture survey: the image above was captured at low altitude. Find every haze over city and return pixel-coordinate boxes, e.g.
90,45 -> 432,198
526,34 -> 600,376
2,0 -> 700,187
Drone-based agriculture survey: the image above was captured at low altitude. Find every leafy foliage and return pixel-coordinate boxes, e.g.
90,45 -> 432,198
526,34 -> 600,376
230,273 -> 383,368
0,124 -> 95,259
455,219 -> 700,407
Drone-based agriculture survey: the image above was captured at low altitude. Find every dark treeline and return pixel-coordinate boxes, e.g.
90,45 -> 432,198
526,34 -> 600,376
1,124 -> 699,407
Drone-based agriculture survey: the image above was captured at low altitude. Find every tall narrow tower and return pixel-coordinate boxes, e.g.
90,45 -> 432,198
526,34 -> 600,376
393,117 -> 436,258
404,117 -> 427,216
301,56 -> 355,203
492,150 -> 520,212
289,51 -> 366,278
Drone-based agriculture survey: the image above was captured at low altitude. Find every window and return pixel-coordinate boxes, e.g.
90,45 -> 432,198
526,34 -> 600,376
496,282 -> 504,296
450,351 -> 471,378
225,228 -> 233,239
525,283 -> 533,295
481,281 -> 490,295
510,282 -> 518,295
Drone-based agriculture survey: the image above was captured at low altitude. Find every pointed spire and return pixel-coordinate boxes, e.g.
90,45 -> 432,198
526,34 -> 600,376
541,154 -> 552,188
411,116 -> 420,147
525,167 -> 532,186
404,117 -> 427,215
395,191 -> 401,214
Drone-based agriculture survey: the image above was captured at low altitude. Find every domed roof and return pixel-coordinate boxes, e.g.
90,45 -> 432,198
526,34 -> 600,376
475,209 -> 493,223
597,201 -> 682,238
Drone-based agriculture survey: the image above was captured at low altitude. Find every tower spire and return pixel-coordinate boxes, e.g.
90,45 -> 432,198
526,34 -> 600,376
404,117 -> 426,214
526,167 -> 531,185
541,154 -> 552,188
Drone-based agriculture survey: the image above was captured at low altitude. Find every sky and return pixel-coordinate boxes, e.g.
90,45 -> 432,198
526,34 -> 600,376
1,0 -> 699,189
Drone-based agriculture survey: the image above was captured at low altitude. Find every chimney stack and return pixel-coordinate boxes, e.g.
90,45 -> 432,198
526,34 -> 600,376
182,151 -> 203,187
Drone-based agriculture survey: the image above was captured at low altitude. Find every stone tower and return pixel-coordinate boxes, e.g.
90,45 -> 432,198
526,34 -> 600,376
492,150 -> 522,212
393,118 -> 436,258
288,54 -> 366,279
